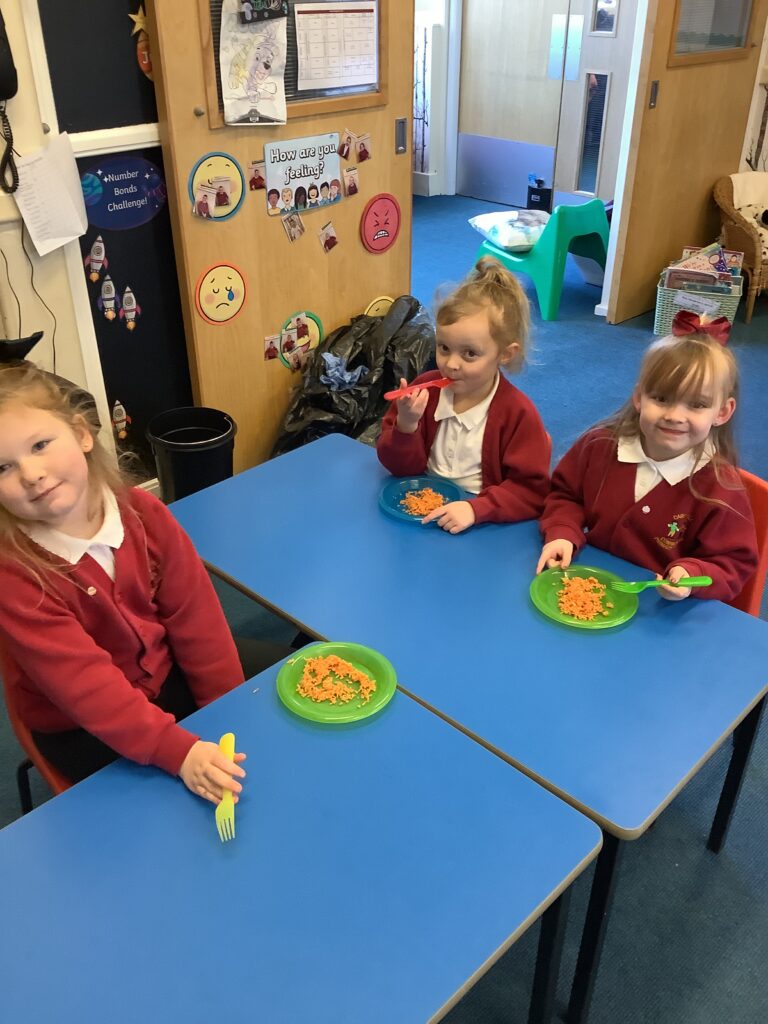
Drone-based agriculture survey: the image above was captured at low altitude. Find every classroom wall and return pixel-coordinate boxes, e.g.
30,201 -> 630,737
0,1 -> 86,388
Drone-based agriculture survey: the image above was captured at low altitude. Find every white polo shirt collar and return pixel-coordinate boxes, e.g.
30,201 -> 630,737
21,488 -> 124,577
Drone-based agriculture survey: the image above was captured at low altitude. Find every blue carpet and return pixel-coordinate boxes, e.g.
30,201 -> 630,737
1,195 -> 766,1022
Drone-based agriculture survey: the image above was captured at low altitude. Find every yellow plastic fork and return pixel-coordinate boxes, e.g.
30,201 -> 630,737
215,732 -> 236,843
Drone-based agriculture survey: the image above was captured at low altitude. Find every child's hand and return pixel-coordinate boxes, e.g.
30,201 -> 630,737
179,740 -> 247,805
395,378 -> 429,433
656,566 -> 691,601
536,540 -> 575,574
421,500 -> 475,534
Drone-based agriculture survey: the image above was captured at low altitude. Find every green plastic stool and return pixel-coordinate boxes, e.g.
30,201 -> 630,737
475,199 -> 610,321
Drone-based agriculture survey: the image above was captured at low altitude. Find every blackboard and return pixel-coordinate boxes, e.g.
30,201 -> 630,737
39,1 -> 158,133
77,147 -> 192,480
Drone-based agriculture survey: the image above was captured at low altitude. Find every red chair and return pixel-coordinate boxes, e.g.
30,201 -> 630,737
708,468 -> 768,852
727,469 -> 768,616
0,648 -> 71,814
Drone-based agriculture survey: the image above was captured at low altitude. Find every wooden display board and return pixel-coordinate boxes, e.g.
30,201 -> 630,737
149,0 -> 413,470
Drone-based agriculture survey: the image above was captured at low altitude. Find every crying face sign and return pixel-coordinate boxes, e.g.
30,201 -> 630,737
360,194 -> 401,254
195,264 -> 247,325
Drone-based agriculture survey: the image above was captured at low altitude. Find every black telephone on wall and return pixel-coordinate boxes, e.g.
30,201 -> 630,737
0,9 -> 19,194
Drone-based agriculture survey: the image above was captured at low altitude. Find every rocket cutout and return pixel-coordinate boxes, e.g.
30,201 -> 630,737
111,399 -> 131,440
84,236 -> 108,282
97,276 -> 120,321
119,287 -> 142,330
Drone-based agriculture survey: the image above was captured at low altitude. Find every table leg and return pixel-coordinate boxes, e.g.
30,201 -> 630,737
566,832 -> 622,1024
707,696 -> 764,854
529,887 -> 571,1024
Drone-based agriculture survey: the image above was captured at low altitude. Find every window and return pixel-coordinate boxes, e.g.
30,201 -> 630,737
669,0 -> 754,67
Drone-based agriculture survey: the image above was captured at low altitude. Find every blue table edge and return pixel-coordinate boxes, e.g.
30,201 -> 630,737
399,683 -> 768,841
428,835 -> 603,1023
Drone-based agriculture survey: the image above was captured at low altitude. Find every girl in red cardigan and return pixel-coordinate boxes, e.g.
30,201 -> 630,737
377,257 -> 550,533
0,359 -> 249,803
537,328 -> 758,602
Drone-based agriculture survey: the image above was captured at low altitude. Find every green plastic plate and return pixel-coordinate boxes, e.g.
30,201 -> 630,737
276,641 -> 397,723
530,566 -> 639,630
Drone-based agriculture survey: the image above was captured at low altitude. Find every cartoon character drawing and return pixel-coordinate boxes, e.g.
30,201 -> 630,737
229,28 -> 280,112
307,183 -> 320,207
111,400 -> 132,440
84,236 -> 108,282
280,187 -> 294,212
319,182 -> 330,205
294,185 -> 307,210
97,276 -> 120,321
329,179 -> 341,203
119,287 -> 142,331
267,188 -> 280,215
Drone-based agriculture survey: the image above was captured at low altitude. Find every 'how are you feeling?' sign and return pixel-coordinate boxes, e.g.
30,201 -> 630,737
263,132 -> 342,216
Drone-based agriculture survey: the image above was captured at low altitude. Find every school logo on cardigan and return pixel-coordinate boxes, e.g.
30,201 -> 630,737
655,512 -> 690,551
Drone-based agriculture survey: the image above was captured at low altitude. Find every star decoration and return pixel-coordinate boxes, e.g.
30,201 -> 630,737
129,5 -> 147,36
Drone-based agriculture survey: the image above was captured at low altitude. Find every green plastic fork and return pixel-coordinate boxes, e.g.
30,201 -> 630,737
609,575 -> 713,594
215,732 -> 236,843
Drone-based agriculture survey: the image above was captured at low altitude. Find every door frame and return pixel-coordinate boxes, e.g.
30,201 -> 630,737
438,0 -> 651,319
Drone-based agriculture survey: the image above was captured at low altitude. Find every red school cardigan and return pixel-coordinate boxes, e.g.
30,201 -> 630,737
540,429 -> 758,602
0,487 -> 244,775
377,370 -> 551,523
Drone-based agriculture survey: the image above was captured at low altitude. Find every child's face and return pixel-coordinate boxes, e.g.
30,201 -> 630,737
632,373 -> 735,461
435,309 -> 517,405
0,403 -> 94,532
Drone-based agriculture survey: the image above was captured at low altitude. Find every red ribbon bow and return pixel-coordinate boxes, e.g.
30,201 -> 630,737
671,309 -> 730,344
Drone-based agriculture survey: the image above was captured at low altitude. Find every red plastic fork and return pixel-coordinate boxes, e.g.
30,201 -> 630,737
384,378 -> 454,401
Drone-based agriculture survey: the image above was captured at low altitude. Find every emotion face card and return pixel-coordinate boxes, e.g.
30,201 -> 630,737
195,264 -> 247,325
188,153 -> 245,221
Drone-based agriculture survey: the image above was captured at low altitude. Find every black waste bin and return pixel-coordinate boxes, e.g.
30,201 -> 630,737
147,406 -> 237,502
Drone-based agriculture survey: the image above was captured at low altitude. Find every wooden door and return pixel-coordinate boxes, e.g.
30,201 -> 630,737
148,0 -> 413,469
608,0 -> 768,323
456,0 -> 569,204
554,0 -> 637,201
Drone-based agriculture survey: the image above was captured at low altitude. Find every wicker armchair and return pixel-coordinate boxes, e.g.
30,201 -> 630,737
713,175 -> 765,322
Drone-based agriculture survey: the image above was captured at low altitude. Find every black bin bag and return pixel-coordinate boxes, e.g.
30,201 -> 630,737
272,295 -> 435,456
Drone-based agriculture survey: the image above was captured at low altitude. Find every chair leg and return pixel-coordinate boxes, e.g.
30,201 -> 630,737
17,759 -> 34,815
745,283 -> 757,323
538,254 -> 568,321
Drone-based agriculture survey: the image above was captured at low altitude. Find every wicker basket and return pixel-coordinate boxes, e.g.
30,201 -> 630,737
654,276 -> 743,335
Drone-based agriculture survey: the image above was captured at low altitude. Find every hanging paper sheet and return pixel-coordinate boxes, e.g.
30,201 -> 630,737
220,0 -> 288,125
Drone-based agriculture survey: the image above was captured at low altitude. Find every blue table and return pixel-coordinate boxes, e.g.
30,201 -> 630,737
172,435 -> 768,836
172,434 -> 768,1021
0,663 -> 601,1024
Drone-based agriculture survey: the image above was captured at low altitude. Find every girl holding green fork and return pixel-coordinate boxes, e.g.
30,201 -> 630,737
536,318 -> 758,603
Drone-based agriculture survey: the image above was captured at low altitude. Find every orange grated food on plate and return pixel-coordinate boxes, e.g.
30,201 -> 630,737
296,654 -> 377,704
400,487 -> 446,516
557,575 -> 610,621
